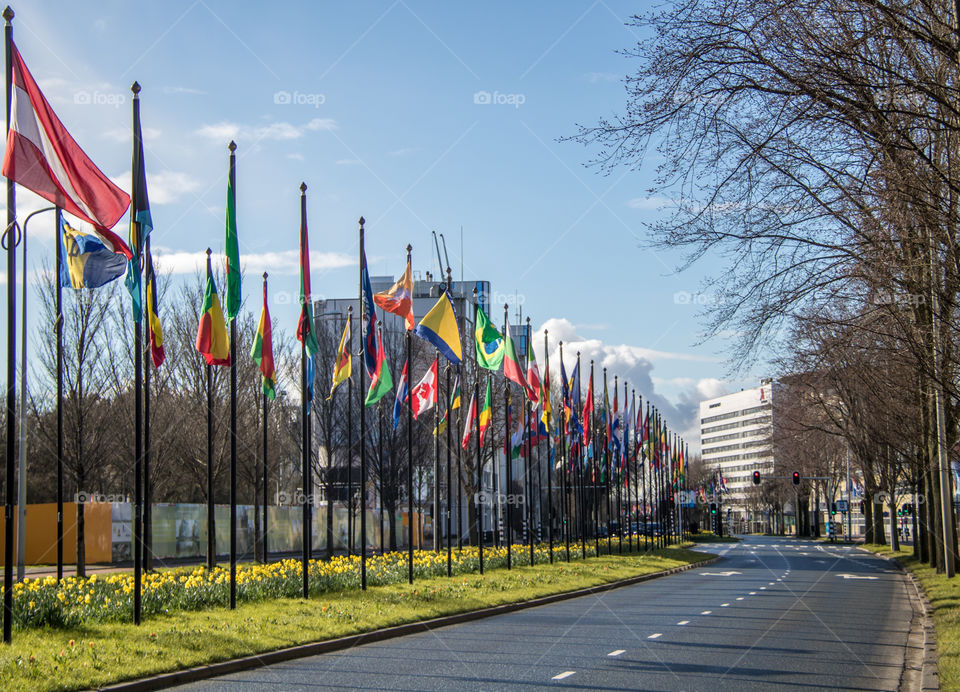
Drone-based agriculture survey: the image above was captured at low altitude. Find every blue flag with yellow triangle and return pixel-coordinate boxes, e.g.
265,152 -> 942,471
60,217 -> 126,289
415,290 -> 462,364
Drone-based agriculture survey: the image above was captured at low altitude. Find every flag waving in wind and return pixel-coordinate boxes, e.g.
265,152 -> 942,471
525,334 -> 541,405
145,246 -> 164,369
364,328 -> 393,407
328,317 -> 351,399
296,200 -> 320,356
59,217 -> 125,289
502,318 -> 530,397
475,304 -> 504,370
416,292 -> 462,364
374,254 -> 414,330
2,41 -> 131,255
393,361 -> 409,430
251,281 -> 275,399
411,358 -> 438,418
196,272 -> 230,366
124,84 -> 152,321
360,245 -> 379,377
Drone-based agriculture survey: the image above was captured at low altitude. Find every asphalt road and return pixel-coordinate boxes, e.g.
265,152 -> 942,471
177,536 -> 915,691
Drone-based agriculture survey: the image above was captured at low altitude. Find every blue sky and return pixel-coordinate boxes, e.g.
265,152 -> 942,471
2,1 -> 763,444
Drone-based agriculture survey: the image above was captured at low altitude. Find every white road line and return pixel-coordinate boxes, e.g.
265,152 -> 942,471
736,597 -> 744,601
701,610 -> 712,614
553,671 -> 576,680
677,620 -> 690,625
648,633 -> 663,639
749,591 -> 756,595
760,587 -> 766,590
721,603 -> 730,607
608,650 -> 625,657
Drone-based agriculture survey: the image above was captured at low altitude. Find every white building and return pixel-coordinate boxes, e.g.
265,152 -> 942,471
699,380 -> 774,531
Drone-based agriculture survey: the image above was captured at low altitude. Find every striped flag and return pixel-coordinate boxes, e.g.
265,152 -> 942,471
251,282 -> 275,399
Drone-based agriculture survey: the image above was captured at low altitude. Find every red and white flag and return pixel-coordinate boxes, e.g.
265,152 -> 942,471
411,357 -> 438,419
2,42 -> 131,257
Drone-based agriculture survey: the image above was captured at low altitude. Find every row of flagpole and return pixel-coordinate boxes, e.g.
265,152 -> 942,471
0,3 -> 694,640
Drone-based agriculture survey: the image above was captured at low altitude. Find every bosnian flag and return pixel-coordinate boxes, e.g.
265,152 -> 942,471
411,357 -> 438,419
2,42 -> 131,257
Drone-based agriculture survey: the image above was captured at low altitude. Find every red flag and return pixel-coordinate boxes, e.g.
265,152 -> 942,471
2,42 -> 131,257
411,358 -> 438,419
461,391 -> 477,450
582,370 -> 594,445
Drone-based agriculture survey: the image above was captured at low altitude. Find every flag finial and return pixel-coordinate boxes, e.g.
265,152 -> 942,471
359,216 -> 365,227
263,271 -> 268,280
131,82 -> 141,95
300,182 -> 307,193
228,140 -> 237,152
3,7 -> 13,21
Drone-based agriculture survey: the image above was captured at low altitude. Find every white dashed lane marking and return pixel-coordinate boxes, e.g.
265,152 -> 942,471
648,633 -> 663,639
553,671 -> 576,680
677,620 -> 689,625
608,650 -> 625,657
701,610 -> 712,615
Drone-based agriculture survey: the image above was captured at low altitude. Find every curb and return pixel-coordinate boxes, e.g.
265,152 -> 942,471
100,555 -> 718,691
857,548 -> 938,691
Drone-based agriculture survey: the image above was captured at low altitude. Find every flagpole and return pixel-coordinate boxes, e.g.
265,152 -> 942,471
445,361 -> 452,576
630,388 -> 637,552
405,246 -> 414,584
359,217 -> 367,590
347,308 -> 353,557
55,207 -> 63,581
456,367 -> 463,552
130,82 -> 144,627
300,183 -> 310,599
603,369 -> 611,555
589,360 -> 598,558
525,317 -> 534,567
433,348 -> 441,554
625,381 -> 633,553
263,272 -> 269,564
576,352 -> 587,559
502,304 -> 512,569
378,380 -> 385,555
205,249 -> 216,571
472,287 -> 484,575
559,342 -> 569,562
544,329 -> 552,564
3,4 -> 15,643
143,236 -> 153,573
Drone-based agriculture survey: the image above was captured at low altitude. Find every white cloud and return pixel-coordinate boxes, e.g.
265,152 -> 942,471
287,153 -> 305,161
153,248 -> 353,276
109,170 -> 202,205
195,117 -> 337,143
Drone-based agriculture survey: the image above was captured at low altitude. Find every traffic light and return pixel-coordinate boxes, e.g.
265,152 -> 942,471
904,503 -> 913,516
710,503 -> 717,515
668,494 -> 675,507
792,471 -> 801,486
897,506 -> 903,517
831,502 -> 837,516
752,471 -> 761,485
859,500 -> 865,514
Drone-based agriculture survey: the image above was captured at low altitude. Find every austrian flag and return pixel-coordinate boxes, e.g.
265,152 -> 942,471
411,358 -> 438,419
2,42 -> 131,256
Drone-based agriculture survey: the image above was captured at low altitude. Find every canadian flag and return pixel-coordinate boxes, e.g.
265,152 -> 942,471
411,358 -> 438,419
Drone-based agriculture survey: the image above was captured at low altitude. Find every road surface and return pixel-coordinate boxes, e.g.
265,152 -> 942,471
177,536 -> 915,690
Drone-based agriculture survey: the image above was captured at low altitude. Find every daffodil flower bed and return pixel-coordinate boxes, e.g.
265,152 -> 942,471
8,537 -> 650,630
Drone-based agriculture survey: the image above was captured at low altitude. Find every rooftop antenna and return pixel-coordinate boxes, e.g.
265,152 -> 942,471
431,230 -> 444,282
439,232 -> 451,279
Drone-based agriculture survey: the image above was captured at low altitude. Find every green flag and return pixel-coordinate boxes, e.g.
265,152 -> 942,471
224,149 -> 241,321
475,304 -> 504,370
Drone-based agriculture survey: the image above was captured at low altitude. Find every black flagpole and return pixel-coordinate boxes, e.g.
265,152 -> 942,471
131,82 -> 143,627
615,375 -> 622,554
604,368 -> 611,555
433,347 -> 441,553
378,376 -> 385,555
544,329 -> 553,564
227,142 -> 238,610
472,287 -> 484,575
576,352 -> 586,559
526,317 -> 534,567
445,362 -> 452,576
55,207 -> 63,581
205,250 -> 215,571
405,246 -> 414,584
359,217 -> 367,590
347,308 -> 353,557
144,236 -> 152,572
263,272 -> 269,564
559,341 -> 569,562
503,304 -> 512,569
590,360 -> 598,558
300,183 -> 310,599
625,381 -> 632,553
456,365 -> 463,552
3,4 -> 15,643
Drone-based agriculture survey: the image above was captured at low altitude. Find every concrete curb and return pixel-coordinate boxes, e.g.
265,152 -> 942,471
857,548 -> 938,691
100,555 -> 719,691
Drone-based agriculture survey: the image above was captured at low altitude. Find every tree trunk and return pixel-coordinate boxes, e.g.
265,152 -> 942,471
76,461 -> 85,578
889,484 -> 899,552
864,492 -> 874,544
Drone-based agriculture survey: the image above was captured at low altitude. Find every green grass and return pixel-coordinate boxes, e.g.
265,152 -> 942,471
859,544 -> 960,690
0,545 -> 708,691
687,532 -> 740,543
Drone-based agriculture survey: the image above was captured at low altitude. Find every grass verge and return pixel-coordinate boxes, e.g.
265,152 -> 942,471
687,532 -> 740,543
859,543 -> 959,689
1,545 -> 707,691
